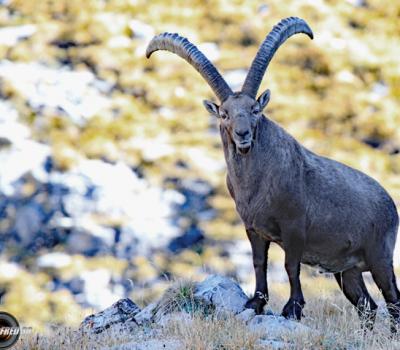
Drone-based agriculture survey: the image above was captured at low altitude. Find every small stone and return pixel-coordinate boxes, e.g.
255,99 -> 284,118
236,308 -> 256,323
194,275 -> 248,314
248,314 -> 309,339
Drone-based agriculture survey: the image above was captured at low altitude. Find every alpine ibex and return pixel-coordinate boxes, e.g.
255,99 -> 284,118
146,17 -> 400,331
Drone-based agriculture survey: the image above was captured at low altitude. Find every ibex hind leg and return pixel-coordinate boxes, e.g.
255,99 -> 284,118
364,225 -> 400,333
334,268 -> 377,331
368,261 -> 400,333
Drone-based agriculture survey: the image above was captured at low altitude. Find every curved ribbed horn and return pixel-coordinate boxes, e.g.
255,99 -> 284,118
146,33 -> 233,102
242,17 -> 313,98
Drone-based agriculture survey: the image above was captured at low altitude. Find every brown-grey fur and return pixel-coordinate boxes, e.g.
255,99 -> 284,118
147,17 -> 400,331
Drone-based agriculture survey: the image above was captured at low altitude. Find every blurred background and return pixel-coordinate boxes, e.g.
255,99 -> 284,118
0,0 -> 399,329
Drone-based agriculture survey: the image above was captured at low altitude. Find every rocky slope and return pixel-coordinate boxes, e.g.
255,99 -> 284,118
21,275 -> 314,349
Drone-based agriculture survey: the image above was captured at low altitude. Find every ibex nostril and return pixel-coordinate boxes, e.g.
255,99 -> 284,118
235,129 -> 250,138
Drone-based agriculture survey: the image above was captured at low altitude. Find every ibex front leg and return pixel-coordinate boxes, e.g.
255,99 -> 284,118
245,229 -> 270,314
281,222 -> 305,320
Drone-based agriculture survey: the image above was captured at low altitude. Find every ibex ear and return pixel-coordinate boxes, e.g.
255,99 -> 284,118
257,89 -> 271,111
203,100 -> 219,117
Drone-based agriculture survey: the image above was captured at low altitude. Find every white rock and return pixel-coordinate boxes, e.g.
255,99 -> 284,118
224,69 -> 247,91
198,42 -> 220,62
336,70 -> 356,84
0,24 -> 36,46
62,193 -> 94,217
129,20 -> 155,40
50,158 -> 182,255
128,136 -> 175,162
0,139 -> 50,195
370,81 -> 389,102
79,269 -> 123,310
185,148 -> 225,173
0,100 -> 19,122
108,36 -> 132,49
49,172 -> 89,195
158,107 -> 174,119
0,61 -> 111,124
0,261 -> 21,279
0,120 -> 30,144
37,252 -> 72,269
194,275 -> 248,314
1,140 -> 183,257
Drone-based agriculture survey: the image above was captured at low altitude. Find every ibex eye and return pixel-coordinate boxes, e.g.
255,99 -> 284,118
220,111 -> 228,119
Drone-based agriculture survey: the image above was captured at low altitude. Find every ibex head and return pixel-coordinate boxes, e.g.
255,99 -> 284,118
203,91 -> 270,154
146,17 -> 313,155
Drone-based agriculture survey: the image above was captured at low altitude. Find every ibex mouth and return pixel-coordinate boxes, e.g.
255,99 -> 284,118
237,141 -> 252,155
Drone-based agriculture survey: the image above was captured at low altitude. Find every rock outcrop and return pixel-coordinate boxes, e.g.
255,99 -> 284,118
80,275 -> 309,349
81,298 -> 141,334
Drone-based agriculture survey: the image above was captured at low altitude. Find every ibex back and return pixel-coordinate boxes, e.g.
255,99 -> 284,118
146,17 -> 400,332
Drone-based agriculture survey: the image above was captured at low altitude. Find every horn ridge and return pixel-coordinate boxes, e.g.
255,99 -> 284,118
146,32 -> 233,102
241,17 -> 313,98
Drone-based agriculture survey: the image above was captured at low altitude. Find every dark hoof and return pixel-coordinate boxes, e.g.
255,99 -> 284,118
281,298 -> 304,321
245,292 -> 267,315
360,315 -> 376,332
388,302 -> 400,333
357,306 -> 377,332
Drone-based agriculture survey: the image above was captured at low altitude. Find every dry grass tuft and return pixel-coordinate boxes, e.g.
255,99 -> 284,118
153,279 -> 214,321
163,314 -> 260,350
